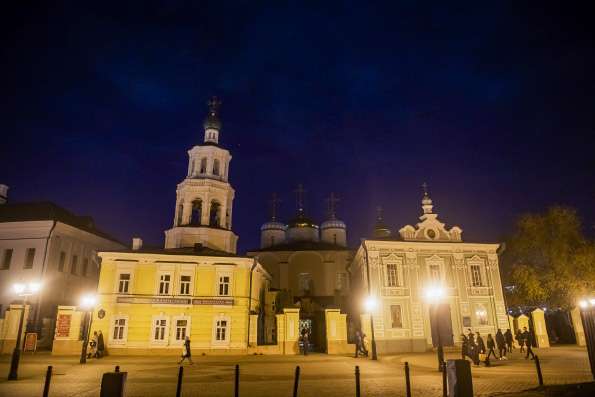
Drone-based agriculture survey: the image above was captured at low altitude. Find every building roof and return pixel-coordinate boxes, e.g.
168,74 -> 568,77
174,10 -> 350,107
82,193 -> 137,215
102,245 -> 240,258
249,240 -> 352,253
0,201 -> 122,244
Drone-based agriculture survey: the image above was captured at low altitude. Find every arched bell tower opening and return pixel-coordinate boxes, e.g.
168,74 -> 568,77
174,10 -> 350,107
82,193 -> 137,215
164,97 -> 239,253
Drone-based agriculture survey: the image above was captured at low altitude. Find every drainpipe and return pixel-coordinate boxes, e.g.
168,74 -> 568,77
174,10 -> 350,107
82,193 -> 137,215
246,258 -> 258,348
34,220 -> 58,328
363,241 -> 378,360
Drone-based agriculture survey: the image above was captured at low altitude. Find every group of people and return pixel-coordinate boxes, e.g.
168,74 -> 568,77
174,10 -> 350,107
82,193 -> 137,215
461,326 -> 536,366
354,330 -> 369,358
87,330 -> 105,359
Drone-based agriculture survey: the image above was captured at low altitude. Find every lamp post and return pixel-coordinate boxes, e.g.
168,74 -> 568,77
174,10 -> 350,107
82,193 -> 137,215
362,242 -> 378,360
364,295 -> 378,360
79,294 -> 97,364
8,282 -> 41,381
424,286 -> 446,372
578,297 -> 595,379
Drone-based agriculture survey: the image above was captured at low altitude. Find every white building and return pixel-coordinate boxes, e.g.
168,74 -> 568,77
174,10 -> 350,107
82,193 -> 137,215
351,189 -> 509,353
0,189 -> 125,338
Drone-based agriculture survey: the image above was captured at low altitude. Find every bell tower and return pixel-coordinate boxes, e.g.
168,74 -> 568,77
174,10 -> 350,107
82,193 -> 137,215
164,97 -> 238,253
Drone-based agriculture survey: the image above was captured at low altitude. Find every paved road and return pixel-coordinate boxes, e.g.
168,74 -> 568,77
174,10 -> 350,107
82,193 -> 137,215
0,346 -> 591,396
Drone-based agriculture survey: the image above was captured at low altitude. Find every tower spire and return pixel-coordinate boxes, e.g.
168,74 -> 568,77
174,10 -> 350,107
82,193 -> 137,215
294,184 -> 306,213
421,182 -> 433,214
203,96 -> 222,144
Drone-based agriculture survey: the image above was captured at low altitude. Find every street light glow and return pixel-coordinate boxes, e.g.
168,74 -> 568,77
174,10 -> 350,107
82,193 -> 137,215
80,294 -> 97,309
590,299 -> 595,306
423,286 -> 445,303
13,283 -> 26,295
364,296 -> 377,313
579,300 -> 589,308
28,282 -> 41,294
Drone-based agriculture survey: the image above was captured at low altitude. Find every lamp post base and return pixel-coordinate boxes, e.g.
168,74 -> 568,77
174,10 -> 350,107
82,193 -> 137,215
8,347 -> 21,380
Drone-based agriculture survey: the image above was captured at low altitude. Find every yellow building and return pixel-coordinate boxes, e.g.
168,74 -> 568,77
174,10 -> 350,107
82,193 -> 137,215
89,98 -> 273,355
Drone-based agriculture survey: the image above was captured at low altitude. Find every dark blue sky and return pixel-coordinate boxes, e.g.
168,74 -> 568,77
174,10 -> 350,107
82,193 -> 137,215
2,1 -> 594,251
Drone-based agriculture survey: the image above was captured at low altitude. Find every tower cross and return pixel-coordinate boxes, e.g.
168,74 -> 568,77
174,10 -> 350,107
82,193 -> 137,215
269,193 -> 281,221
376,205 -> 384,220
326,192 -> 340,219
421,182 -> 428,195
294,184 -> 306,211
207,96 -> 222,115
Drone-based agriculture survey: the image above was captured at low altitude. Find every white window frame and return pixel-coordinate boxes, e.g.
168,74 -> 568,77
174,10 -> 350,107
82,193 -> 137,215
467,256 -> 487,288
426,255 -> 445,285
474,303 -> 489,326
179,273 -> 193,296
217,272 -> 232,296
172,315 -> 191,345
151,315 -> 170,345
110,315 -> 129,345
118,273 -> 131,294
212,315 -> 231,346
390,304 -> 403,329
114,265 -> 135,294
158,273 -> 172,295
470,265 -> 482,287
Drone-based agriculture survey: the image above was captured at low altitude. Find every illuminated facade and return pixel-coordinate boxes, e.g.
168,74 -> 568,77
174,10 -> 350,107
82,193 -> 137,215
351,190 -> 509,353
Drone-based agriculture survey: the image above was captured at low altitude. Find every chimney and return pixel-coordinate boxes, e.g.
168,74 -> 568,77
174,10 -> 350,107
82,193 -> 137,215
0,184 -> 8,204
132,237 -> 143,251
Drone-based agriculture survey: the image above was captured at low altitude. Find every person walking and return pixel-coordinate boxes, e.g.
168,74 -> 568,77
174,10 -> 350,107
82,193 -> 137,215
476,332 -> 486,365
88,331 -> 98,359
486,334 -> 497,361
505,329 -> 514,353
354,330 -> 363,358
523,327 -> 536,360
461,334 -> 469,360
496,329 -> 506,359
302,330 -> 309,356
96,330 -> 105,358
516,329 -> 525,353
178,335 -> 193,364
468,332 -> 479,366
361,333 -> 369,357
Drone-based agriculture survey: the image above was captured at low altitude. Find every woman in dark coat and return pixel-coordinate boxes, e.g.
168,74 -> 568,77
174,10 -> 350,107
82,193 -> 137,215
97,330 -> 105,358
486,334 -> 497,360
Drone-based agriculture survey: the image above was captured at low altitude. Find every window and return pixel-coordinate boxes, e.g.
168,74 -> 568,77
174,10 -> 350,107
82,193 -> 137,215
336,272 -> 347,291
390,305 -> 403,328
180,275 -> 191,295
159,274 -> 171,295
82,258 -> 89,277
71,255 -> 78,275
475,305 -> 488,325
190,159 -> 195,176
386,263 -> 399,287
190,199 -> 202,226
1,249 -> 13,270
298,273 -> 312,293
428,264 -> 440,283
24,248 -> 35,269
112,317 -> 127,342
118,274 -> 130,293
175,319 -> 188,341
177,204 -> 184,226
470,265 -> 482,287
218,275 -> 230,296
200,157 -> 207,173
209,200 -> 221,227
58,251 -> 66,272
153,318 -> 168,341
333,233 -> 337,244
213,159 -> 220,175
215,319 -> 228,341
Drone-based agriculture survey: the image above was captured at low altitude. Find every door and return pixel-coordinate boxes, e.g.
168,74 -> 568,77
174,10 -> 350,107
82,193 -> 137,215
430,304 -> 454,347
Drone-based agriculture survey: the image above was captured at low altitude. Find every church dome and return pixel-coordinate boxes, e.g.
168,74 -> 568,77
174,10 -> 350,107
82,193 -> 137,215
286,211 -> 318,229
320,219 -> 346,230
260,220 -> 286,231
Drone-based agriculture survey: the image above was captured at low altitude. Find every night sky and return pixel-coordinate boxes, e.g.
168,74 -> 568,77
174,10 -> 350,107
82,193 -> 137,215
2,1 -> 594,252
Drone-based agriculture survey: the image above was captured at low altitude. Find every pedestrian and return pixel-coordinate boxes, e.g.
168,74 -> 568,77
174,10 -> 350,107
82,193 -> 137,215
523,327 -> 536,360
361,333 -> 369,357
496,329 -> 506,359
505,329 -> 514,353
88,331 -> 98,359
96,330 -> 105,358
302,329 -> 309,356
516,329 -> 525,353
476,332 -> 486,365
178,335 -> 193,364
486,334 -> 497,361
468,332 -> 479,366
354,330 -> 363,358
461,334 -> 469,360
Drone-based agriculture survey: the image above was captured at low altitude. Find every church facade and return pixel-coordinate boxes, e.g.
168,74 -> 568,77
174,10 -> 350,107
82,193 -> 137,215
90,99 -> 274,354
351,190 -> 509,353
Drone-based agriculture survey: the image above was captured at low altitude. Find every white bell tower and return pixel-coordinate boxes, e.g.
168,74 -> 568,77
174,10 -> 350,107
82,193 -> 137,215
164,97 -> 238,253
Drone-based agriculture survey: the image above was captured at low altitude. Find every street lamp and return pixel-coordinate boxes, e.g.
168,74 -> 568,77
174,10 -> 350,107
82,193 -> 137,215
79,294 -> 97,364
578,296 -> 595,379
8,282 -> 41,380
424,285 -> 446,372
363,295 -> 378,360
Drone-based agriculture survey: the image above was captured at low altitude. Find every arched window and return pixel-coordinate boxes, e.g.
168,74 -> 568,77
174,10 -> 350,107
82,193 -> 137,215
176,204 -> 184,226
213,159 -> 220,176
190,199 -> 202,226
190,159 -> 195,176
200,158 -> 207,174
209,200 -> 221,227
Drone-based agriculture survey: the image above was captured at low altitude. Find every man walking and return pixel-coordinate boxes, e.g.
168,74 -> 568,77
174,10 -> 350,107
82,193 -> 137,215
516,329 -> 525,353
468,332 -> 479,366
486,334 -> 498,361
476,332 -> 486,365
354,330 -> 363,358
505,329 -> 514,353
523,327 -> 536,360
496,329 -> 506,359
461,334 -> 469,360
178,336 -> 193,364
